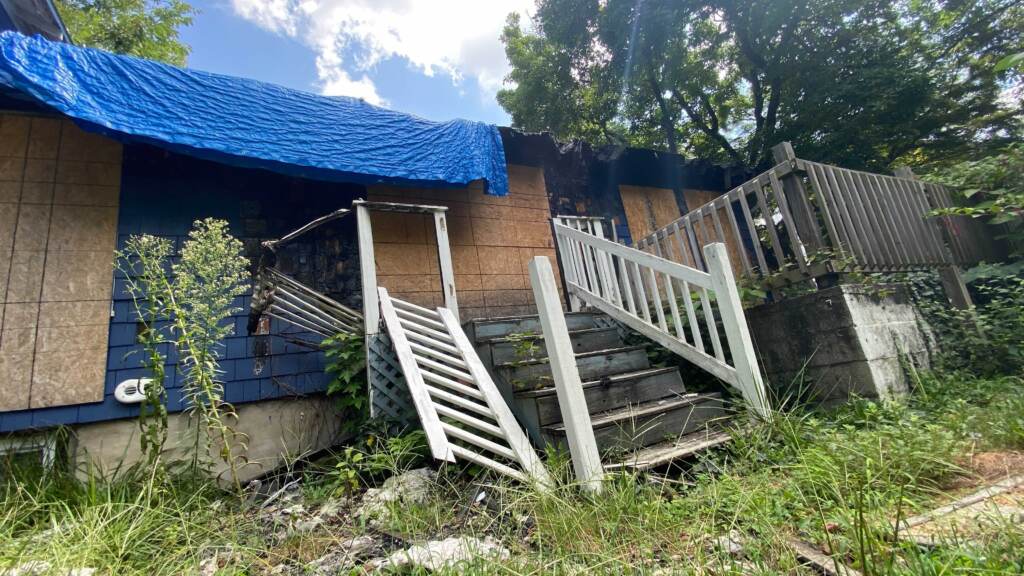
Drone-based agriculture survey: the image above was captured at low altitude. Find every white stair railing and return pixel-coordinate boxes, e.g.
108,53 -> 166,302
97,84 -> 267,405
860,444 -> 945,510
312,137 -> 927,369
553,218 -> 770,419
377,287 -> 552,485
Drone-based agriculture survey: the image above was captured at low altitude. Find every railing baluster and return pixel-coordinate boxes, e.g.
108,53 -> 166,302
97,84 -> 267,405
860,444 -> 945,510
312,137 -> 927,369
749,180 -> 787,274
803,161 -> 848,260
684,217 -> 706,271
631,260 -> 652,324
617,251 -> 636,315
735,189 -> 769,277
645,265 -> 668,332
820,164 -> 869,267
653,234 -> 685,340
699,287 -> 724,361
722,193 -> 754,274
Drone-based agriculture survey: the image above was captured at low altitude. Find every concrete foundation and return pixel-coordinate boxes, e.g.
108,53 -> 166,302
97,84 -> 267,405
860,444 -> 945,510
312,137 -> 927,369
747,284 -> 935,405
71,395 -> 345,484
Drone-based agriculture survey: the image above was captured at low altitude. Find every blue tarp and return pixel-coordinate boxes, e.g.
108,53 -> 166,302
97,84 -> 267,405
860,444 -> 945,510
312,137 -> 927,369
0,31 -> 508,195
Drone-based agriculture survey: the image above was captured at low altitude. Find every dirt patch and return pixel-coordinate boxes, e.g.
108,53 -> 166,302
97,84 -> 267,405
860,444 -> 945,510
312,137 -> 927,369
945,451 -> 1024,490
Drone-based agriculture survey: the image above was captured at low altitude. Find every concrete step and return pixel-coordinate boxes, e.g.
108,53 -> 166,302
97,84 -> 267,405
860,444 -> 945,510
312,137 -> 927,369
471,311 -> 605,341
483,326 -> 623,364
544,393 -> 727,454
604,427 -> 733,471
498,345 -> 650,391
517,367 -> 687,427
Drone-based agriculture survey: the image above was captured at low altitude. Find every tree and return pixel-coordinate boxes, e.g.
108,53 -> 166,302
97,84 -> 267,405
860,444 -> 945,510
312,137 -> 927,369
499,0 -> 1024,170
56,0 -> 196,66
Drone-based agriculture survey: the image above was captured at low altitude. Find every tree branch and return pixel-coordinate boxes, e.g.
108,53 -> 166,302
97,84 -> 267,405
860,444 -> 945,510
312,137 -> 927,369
672,91 -> 745,165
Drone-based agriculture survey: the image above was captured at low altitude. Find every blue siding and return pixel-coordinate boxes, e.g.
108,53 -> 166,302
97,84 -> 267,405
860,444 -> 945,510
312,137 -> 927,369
1,145 -> 365,433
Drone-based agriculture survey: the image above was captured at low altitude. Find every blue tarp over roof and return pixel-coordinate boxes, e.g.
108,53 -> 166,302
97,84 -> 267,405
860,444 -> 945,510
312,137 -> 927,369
0,31 -> 509,195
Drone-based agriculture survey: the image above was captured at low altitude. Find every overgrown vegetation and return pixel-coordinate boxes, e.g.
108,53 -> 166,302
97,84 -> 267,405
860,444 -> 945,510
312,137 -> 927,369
929,143 -> 1024,254
322,331 -> 369,436
3,370 -> 1022,574
117,218 -> 251,491
909,265 -> 1024,377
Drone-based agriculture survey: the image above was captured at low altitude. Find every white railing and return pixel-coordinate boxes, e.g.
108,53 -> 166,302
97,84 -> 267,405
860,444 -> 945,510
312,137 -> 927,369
553,217 -> 770,419
377,287 -> 552,485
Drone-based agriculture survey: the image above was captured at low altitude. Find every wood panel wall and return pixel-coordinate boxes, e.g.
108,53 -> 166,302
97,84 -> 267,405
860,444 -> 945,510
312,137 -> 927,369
367,164 -> 558,320
0,114 -> 120,411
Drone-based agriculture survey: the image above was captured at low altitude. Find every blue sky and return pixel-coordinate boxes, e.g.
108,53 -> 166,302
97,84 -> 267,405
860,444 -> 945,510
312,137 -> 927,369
179,0 -> 533,125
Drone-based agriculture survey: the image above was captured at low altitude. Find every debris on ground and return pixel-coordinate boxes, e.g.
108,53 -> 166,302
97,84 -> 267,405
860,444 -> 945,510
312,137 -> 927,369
785,537 -> 862,576
304,536 -> 382,575
356,468 -> 435,522
372,536 -> 510,571
1,563 -> 96,576
898,474 -> 1024,546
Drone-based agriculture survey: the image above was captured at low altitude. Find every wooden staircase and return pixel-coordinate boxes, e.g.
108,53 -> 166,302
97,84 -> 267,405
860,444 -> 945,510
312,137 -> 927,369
468,312 -> 733,471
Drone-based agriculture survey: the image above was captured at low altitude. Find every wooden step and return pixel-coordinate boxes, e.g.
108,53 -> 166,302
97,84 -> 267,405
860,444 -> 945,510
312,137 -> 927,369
471,311 -> 604,341
484,326 -> 622,364
604,427 -> 733,471
518,367 -> 687,427
497,345 -> 650,391
544,393 -> 727,454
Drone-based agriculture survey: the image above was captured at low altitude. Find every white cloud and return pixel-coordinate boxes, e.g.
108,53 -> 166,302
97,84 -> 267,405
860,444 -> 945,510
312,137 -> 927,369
229,0 -> 534,106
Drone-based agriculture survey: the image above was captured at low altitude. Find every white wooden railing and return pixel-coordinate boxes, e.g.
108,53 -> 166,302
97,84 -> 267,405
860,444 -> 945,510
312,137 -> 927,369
377,287 -> 552,485
554,217 -> 770,419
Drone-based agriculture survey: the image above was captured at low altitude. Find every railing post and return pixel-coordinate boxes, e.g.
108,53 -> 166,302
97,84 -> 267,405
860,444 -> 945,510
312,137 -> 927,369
703,243 -> 771,420
528,256 -> 603,493
894,167 -> 974,310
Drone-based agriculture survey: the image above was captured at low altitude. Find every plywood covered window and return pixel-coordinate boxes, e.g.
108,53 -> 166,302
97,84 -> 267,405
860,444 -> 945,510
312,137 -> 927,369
0,114 -> 121,411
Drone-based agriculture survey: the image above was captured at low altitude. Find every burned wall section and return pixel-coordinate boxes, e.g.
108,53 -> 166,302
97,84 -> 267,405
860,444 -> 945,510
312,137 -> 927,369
501,128 -> 750,245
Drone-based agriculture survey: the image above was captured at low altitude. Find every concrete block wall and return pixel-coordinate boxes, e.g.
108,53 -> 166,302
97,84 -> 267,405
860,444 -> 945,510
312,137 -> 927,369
748,283 -> 934,404
0,114 -> 120,412
368,164 -> 561,319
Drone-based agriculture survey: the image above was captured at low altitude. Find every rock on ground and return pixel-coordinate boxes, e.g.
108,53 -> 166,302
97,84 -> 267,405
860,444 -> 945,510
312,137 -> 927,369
356,468 -> 435,521
378,536 -> 510,571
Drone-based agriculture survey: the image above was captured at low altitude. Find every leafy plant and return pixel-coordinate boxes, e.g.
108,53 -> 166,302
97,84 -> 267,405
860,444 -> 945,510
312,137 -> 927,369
322,331 -> 368,435
117,218 -> 251,491
327,431 -> 429,494
909,266 -> 1024,376
928,144 -> 1024,253
506,331 -> 541,360
329,447 -> 365,496
118,235 -> 174,467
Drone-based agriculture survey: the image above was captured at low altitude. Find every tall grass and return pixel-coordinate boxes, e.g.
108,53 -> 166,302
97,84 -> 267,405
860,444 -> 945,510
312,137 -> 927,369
0,461 -> 258,575
2,371 -> 1022,574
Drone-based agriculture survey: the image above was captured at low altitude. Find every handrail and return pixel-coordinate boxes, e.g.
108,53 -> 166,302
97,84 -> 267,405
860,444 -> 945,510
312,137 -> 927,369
634,151 -> 998,289
553,220 -> 770,419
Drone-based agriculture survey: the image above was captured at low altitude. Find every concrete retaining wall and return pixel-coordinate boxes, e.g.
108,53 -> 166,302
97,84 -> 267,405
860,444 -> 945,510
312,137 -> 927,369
747,284 -> 935,404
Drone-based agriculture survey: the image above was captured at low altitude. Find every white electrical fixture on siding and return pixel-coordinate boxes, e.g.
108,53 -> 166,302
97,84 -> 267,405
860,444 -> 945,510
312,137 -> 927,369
114,378 -> 152,404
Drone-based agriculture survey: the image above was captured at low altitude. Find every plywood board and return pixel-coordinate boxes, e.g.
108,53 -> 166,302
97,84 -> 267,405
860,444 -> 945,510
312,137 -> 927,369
619,185 -> 681,243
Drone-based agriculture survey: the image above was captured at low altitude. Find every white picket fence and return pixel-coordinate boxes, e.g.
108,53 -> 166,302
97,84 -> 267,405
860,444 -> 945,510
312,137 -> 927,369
553,217 -> 770,419
377,287 -> 552,485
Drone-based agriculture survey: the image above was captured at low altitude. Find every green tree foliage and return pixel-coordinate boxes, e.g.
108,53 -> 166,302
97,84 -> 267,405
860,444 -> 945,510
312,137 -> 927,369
56,0 -> 196,66
499,0 -> 1024,170
930,143 -> 1024,252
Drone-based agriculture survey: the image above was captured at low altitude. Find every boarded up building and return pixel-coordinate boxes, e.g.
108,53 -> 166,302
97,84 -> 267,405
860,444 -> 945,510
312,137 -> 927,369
0,32 -> 741,477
